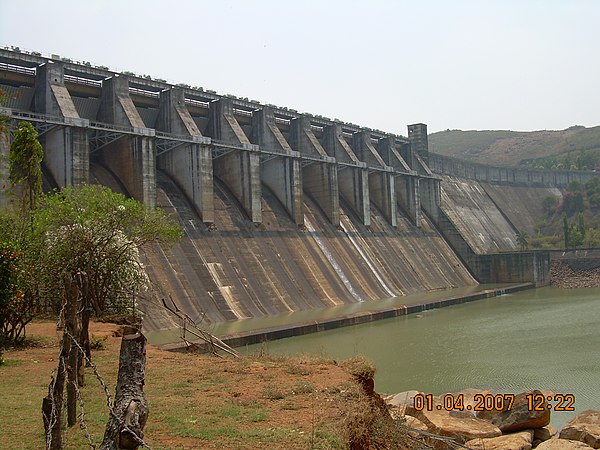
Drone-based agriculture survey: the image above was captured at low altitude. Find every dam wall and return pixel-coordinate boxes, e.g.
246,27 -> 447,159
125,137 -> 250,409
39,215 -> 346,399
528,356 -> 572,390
440,176 -> 519,253
414,126 -> 551,286
0,48 -> 554,332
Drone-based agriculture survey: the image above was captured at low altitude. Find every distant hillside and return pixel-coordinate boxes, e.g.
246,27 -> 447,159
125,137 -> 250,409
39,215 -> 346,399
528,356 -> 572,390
429,125 -> 600,168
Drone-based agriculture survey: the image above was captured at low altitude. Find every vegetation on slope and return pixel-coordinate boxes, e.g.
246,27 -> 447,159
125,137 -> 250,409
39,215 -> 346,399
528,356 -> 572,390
530,178 -> 600,249
429,125 -> 600,168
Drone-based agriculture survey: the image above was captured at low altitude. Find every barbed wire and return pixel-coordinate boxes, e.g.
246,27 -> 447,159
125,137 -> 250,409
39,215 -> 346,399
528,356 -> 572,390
64,329 -> 152,450
73,379 -> 96,449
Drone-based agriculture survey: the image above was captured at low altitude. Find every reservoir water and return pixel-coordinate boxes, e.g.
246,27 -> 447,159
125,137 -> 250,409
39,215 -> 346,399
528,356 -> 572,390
243,286 -> 600,428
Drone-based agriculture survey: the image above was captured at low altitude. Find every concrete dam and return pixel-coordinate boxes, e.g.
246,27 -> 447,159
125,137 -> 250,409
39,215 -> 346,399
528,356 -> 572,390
2,48 -> 595,335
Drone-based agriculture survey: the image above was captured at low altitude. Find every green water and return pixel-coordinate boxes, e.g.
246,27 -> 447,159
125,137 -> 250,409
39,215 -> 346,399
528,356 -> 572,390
242,287 -> 600,428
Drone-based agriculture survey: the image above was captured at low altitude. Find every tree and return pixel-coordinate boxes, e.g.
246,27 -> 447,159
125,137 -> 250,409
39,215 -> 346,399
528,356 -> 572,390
542,195 -> 557,216
562,191 -> 584,215
9,121 -> 43,213
585,177 -> 600,208
516,231 -> 529,251
563,213 -> 570,248
562,212 -> 586,248
0,240 -> 33,353
33,184 -> 182,356
38,184 -> 181,448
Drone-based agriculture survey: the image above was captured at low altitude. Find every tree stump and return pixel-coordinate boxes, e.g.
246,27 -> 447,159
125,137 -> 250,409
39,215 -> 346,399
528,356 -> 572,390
99,326 -> 148,450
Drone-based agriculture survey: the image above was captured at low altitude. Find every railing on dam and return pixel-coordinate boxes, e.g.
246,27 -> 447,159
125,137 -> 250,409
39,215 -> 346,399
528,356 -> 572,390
428,152 -> 599,188
1,107 -> 427,179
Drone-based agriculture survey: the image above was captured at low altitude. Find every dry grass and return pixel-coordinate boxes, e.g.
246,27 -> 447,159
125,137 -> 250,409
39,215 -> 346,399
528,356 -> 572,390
0,321 -> 414,449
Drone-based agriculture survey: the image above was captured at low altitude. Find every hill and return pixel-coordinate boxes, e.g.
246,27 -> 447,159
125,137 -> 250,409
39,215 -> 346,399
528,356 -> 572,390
429,125 -> 600,168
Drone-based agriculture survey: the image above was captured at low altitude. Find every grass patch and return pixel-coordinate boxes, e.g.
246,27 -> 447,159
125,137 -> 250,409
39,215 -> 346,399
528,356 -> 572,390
262,386 -> 286,400
292,382 -> 315,394
90,334 -> 108,350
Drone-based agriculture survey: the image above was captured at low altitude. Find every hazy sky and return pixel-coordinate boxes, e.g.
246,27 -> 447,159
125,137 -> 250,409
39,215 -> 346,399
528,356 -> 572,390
1,0 -> 599,135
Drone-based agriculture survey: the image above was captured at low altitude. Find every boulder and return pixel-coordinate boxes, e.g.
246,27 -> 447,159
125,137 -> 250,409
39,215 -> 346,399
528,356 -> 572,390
559,410 -> 600,448
533,425 -> 558,447
536,439 -> 594,449
477,390 -> 551,432
451,388 -> 492,416
465,430 -> 533,449
386,390 -> 420,415
410,408 -> 501,443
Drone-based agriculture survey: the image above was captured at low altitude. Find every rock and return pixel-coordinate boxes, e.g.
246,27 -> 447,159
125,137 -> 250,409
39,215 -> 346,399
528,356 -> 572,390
465,430 -> 533,449
404,415 -> 428,431
452,388 -> 492,416
536,425 -> 558,440
533,425 -> 558,447
394,414 -> 429,439
387,390 -> 420,415
536,439 -> 594,449
410,408 -> 501,443
387,390 -> 420,407
476,390 -> 551,432
559,410 -> 600,448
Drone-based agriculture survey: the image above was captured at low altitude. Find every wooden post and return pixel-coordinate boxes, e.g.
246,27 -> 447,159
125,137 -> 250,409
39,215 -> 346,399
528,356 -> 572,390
99,326 -> 148,450
65,276 -> 79,427
42,274 -> 78,449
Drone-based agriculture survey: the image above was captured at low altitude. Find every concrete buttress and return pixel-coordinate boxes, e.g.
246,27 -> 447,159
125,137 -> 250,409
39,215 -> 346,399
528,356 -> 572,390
408,123 -> 429,163
97,75 -> 156,207
353,131 -> 397,227
157,88 -> 214,222
251,107 -> 303,225
34,61 -> 89,188
322,123 -> 369,226
208,98 -> 261,223
378,136 -> 421,226
408,124 -> 440,221
289,116 -> 340,226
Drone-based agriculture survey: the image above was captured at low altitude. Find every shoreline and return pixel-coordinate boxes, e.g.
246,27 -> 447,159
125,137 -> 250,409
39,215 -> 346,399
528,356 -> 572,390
158,282 -> 534,351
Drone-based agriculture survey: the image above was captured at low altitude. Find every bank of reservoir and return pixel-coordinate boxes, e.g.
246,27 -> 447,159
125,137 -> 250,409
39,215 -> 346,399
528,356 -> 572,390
242,286 -> 600,428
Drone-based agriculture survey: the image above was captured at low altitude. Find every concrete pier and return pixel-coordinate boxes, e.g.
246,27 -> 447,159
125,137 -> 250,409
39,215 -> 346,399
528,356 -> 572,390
408,124 -> 440,220
208,98 -> 261,223
97,75 -> 156,207
251,108 -> 303,225
408,123 -> 429,163
323,123 -> 370,226
34,62 -> 89,188
377,136 -> 421,226
353,131 -> 397,227
157,88 -> 214,222
289,116 -> 339,226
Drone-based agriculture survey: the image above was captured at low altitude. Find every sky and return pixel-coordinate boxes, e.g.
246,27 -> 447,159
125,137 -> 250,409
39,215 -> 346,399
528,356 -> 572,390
1,0 -> 599,135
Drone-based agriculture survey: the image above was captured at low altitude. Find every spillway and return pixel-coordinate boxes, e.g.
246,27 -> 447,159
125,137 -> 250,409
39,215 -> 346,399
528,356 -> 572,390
137,170 -> 476,331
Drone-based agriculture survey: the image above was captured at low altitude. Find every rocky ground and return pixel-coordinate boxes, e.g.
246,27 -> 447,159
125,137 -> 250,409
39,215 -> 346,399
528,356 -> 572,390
550,261 -> 600,288
385,389 -> 600,449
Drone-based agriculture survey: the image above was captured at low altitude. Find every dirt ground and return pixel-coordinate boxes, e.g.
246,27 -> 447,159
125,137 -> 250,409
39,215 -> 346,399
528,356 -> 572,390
0,320 -> 383,449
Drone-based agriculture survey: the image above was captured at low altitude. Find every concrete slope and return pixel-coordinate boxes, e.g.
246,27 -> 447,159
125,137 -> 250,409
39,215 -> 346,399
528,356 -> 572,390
481,183 -> 562,235
140,170 -> 475,331
440,176 -> 519,253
